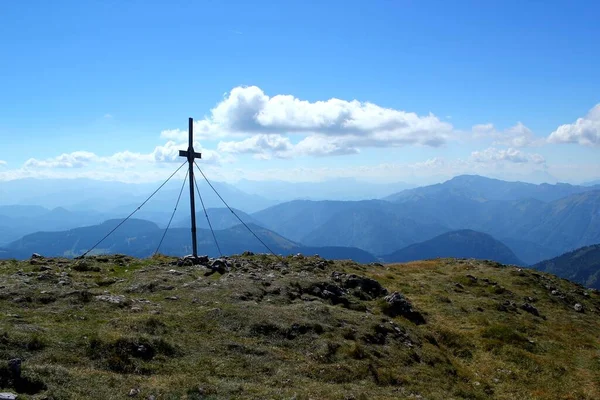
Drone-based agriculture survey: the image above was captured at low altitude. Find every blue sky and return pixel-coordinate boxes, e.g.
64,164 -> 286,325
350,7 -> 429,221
0,0 -> 599,184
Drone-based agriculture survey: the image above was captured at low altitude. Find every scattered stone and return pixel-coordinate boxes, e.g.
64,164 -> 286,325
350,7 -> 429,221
383,292 -> 426,325
210,258 -> 230,274
331,271 -> 388,300
129,388 -> 140,397
31,253 -> 44,259
38,265 -> 52,272
465,274 -> 478,283
168,269 -> 183,276
95,294 -> 127,305
0,393 -> 17,400
165,296 -> 179,301
551,289 -> 560,296
454,283 -> 464,290
521,303 -> 540,317
176,254 -> 209,266
574,303 -> 584,313
497,300 -> 517,312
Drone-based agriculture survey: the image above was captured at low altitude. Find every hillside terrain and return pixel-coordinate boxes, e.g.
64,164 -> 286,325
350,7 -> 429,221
382,230 -> 524,266
1,219 -> 377,263
0,254 -> 598,399
385,175 -> 599,203
534,244 -> 600,290
251,176 -> 600,263
3,175 -> 600,266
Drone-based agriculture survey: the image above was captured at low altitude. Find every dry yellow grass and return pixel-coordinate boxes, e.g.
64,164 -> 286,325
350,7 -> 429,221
0,255 -> 598,399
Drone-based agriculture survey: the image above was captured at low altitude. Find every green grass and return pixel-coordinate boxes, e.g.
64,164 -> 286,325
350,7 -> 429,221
0,254 -> 599,399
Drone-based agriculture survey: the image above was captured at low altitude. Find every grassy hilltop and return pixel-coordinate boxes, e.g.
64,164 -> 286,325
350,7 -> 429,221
0,254 -> 599,399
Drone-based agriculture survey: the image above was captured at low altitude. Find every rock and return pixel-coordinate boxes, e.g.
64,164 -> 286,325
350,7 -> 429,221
8,358 -> 21,378
168,269 -> 183,276
498,300 -> 517,312
36,272 -> 55,282
383,292 -> 426,325
95,294 -> 127,305
129,388 -> 140,397
210,258 -> 230,274
465,274 -> 478,282
177,255 -> 209,266
0,393 -> 17,400
331,272 -> 388,300
39,265 -> 52,272
242,251 -> 255,256
574,303 -> 584,312
521,303 -> 540,317
165,296 -> 179,301
31,253 -> 44,259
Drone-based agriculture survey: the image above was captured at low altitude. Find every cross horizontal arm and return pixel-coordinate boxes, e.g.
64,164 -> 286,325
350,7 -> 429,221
179,150 -> 202,159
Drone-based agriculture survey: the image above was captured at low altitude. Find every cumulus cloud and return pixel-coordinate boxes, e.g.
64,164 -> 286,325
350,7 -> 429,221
218,134 -> 360,159
24,151 -> 99,169
0,160 -> 7,167
23,142 -> 223,171
470,147 -> 546,164
218,134 -> 294,159
163,86 -> 453,151
548,104 -> 600,146
472,122 -> 537,147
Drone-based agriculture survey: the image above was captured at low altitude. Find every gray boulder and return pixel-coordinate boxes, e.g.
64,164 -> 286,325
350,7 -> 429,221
383,292 -> 426,325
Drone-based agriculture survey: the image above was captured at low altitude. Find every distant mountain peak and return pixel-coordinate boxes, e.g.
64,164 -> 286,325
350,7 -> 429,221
383,229 -> 524,266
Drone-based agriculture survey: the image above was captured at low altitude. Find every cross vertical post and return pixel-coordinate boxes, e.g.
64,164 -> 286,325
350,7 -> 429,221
179,117 -> 202,258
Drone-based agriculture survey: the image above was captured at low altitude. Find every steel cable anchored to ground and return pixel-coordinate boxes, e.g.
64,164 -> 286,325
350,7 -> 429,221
154,169 -> 189,256
78,161 -> 188,258
194,161 -> 279,258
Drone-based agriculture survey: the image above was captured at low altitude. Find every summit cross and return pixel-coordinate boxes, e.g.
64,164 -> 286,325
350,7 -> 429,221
179,117 -> 202,257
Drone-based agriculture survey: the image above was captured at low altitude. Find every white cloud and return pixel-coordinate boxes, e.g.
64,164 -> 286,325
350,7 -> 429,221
24,151 -> 99,169
103,113 -> 113,119
548,104 -> 600,146
472,122 -> 537,147
23,142 -> 224,171
470,147 -> 546,164
294,136 -> 360,157
218,134 -> 360,159
218,134 -> 294,159
163,86 -> 453,151
0,160 -> 6,167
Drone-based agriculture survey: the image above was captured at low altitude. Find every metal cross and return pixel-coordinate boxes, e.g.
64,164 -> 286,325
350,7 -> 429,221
179,118 -> 202,257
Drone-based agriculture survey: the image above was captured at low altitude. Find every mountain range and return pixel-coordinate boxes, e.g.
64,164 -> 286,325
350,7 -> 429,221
250,176 -> 600,264
0,218 -> 378,263
2,174 -> 600,287
533,244 -> 600,290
